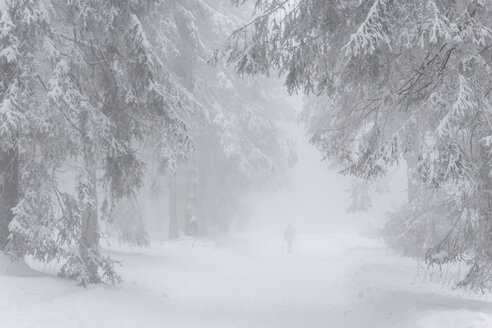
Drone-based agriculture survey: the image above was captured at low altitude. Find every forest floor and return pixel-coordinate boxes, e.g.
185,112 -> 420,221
1,232 -> 492,328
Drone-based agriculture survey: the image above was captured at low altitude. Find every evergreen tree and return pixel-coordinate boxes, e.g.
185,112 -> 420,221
0,0 -> 57,259
49,0 -> 194,284
2,0 -> 195,285
346,180 -> 372,213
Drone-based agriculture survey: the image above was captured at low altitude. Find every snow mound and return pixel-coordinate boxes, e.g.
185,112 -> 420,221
0,253 -> 43,277
416,310 -> 492,328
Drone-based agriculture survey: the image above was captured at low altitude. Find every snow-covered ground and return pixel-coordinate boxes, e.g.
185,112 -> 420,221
1,233 -> 491,328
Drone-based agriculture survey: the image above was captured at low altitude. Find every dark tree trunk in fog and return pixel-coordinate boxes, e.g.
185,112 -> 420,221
406,154 -> 419,204
169,174 -> 179,240
80,148 -> 100,282
0,146 -> 19,252
184,159 -> 198,237
478,143 -> 492,242
81,156 -> 99,248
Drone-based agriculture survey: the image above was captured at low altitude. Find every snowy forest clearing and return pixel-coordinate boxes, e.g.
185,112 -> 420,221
1,234 -> 491,328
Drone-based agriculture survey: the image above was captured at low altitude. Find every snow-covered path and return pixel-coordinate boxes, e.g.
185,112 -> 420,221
1,234 -> 492,328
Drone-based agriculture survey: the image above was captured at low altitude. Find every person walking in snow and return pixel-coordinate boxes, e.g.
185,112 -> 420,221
284,223 -> 296,254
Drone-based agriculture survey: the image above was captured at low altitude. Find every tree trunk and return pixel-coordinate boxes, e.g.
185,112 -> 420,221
478,143 -> 492,251
81,155 -> 99,249
169,173 -> 179,239
184,158 -> 198,237
406,153 -> 419,203
80,149 -> 100,282
0,146 -> 19,252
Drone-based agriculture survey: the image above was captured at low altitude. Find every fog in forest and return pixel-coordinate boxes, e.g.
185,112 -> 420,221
1,1 -> 492,327
246,122 -> 407,236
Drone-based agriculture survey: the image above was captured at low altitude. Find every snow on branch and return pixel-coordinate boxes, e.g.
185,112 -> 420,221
343,0 -> 393,57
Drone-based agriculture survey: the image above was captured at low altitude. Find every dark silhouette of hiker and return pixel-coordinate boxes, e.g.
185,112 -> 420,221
284,223 -> 296,254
